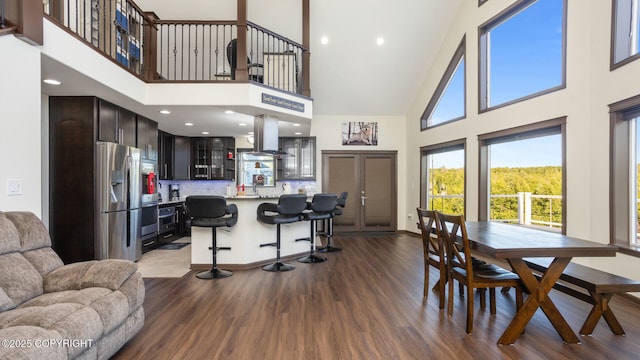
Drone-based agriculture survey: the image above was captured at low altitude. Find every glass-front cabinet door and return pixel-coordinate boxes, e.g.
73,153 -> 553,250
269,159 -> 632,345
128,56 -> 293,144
277,137 -> 316,180
299,137 -> 316,179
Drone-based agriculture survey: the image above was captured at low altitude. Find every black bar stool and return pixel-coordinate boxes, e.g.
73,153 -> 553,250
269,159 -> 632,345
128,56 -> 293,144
318,191 -> 347,253
257,194 -> 308,272
185,195 -> 238,279
297,193 -> 337,263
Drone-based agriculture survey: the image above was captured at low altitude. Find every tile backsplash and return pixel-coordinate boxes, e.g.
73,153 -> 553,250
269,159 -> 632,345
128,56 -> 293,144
158,180 -> 318,201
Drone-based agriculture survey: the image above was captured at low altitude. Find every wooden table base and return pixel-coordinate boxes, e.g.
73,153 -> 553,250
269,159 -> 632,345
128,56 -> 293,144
498,257 -> 580,345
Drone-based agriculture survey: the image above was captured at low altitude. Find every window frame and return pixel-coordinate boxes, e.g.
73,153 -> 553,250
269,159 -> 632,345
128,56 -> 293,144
610,94 -> 640,257
611,0 -> 640,70
478,117 -> 567,234
420,139 -> 467,214
420,36 -> 466,130
478,0 -> 568,113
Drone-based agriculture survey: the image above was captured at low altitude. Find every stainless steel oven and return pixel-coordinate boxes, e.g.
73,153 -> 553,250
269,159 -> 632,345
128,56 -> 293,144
141,204 -> 158,250
158,205 -> 176,241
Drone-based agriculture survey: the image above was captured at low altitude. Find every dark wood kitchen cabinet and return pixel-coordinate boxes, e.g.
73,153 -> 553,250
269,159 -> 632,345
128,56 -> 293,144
191,137 -> 235,180
50,96 -> 148,263
158,130 -> 174,179
174,136 -> 191,180
137,115 -> 158,161
98,99 -> 136,147
277,137 -> 316,180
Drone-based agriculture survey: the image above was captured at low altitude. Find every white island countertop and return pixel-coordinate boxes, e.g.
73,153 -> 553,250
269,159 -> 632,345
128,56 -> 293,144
190,195 -> 313,267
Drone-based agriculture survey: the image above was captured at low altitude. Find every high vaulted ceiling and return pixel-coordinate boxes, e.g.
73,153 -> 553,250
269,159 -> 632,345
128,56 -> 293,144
40,0 -> 462,136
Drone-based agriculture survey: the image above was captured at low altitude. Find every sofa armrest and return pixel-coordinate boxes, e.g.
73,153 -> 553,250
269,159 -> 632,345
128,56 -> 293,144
44,259 -> 138,293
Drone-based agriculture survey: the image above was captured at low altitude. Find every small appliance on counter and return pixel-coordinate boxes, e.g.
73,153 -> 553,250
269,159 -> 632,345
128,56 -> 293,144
169,184 -> 180,201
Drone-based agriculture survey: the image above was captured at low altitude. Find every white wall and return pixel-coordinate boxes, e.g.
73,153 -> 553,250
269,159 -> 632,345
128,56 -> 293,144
311,115 -> 407,229
405,0 -> 640,280
0,36 -> 43,216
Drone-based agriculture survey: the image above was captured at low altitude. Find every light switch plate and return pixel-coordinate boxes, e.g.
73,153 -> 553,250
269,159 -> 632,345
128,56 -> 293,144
7,179 -> 23,196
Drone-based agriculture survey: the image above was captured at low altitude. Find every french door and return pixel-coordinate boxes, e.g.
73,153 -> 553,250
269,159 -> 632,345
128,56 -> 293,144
322,151 -> 397,232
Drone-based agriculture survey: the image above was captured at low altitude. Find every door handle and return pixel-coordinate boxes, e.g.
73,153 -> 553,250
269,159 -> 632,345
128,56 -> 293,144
361,195 -> 367,206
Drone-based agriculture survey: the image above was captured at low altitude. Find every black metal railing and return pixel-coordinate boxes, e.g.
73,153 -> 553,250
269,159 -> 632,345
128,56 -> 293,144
154,20 -> 306,94
155,20 -> 236,81
43,1 -> 307,95
248,21 -> 305,94
44,0 -> 145,76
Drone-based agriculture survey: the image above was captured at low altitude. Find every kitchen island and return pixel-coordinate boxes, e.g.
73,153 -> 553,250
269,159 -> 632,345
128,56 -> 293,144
190,195 -> 312,268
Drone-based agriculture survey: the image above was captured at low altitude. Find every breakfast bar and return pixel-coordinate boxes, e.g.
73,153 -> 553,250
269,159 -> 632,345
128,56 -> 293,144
190,195 -> 311,267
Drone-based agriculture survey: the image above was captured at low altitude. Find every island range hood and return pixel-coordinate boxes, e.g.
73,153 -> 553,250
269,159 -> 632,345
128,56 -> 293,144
253,115 -> 279,153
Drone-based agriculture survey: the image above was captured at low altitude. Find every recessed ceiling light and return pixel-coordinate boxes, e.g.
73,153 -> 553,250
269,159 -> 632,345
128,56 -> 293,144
320,36 -> 329,45
160,110 -> 171,114
293,123 -> 301,127
185,122 -> 194,126
376,37 -> 385,46
238,123 -> 247,127
225,110 -> 235,114
202,131 -> 210,135
43,79 -> 62,85
294,132 -> 302,135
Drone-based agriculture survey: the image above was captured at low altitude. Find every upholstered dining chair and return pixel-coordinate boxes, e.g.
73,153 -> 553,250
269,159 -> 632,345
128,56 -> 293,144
437,212 -> 523,334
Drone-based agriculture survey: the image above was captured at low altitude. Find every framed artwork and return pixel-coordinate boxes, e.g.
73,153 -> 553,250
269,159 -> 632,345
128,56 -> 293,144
342,122 -> 378,146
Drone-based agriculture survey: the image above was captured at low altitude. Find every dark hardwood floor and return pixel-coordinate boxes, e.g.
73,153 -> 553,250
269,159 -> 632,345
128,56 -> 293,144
114,233 -> 640,360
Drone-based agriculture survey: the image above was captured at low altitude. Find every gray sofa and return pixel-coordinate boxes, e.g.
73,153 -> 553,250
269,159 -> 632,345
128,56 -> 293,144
0,211 -> 144,359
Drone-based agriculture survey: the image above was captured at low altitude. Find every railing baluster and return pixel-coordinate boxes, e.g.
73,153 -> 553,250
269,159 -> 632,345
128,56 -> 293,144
45,7 -> 306,90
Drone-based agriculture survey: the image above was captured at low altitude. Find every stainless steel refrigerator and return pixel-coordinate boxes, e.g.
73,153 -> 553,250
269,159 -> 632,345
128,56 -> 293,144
96,142 -> 142,261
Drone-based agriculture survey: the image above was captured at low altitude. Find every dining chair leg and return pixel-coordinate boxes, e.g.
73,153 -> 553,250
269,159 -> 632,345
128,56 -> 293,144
467,286 -> 475,334
479,289 -> 487,309
423,260 -> 430,298
490,288 -> 497,315
448,273 -> 455,317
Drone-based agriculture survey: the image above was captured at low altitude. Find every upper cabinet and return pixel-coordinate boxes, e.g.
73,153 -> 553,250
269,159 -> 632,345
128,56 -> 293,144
158,130 -> 174,179
98,99 -> 136,147
137,116 -> 158,161
191,137 -> 235,180
277,137 -> 316,180
174,136 -> 191,180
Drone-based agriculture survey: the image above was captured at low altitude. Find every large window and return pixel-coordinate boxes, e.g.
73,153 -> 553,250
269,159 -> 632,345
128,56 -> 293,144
420,140 -> 466,214
612,0 -> 640,68
610,95 -> 640,255
421,37 -> 466,129
479,0 -> 566,110
479,118 -> 566,233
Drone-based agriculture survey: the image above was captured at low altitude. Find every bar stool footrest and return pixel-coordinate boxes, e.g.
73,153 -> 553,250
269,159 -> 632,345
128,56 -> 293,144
260,243 -> 277,247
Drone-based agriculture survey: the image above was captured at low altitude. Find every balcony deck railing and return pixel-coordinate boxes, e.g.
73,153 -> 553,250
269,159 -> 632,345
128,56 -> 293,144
43,0 -> 307,95
428,192 -> 563,229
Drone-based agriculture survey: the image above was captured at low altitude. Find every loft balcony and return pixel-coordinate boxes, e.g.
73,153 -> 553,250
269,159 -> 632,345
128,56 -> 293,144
40,0 -> 309,97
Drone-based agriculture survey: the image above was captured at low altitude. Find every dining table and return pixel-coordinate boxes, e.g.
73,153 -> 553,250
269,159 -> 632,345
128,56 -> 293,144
463,221 -> 618,345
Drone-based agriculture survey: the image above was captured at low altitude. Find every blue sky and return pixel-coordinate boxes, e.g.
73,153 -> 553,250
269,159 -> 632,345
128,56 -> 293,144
430,133 -> 561,169
429,0 -> 563,168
